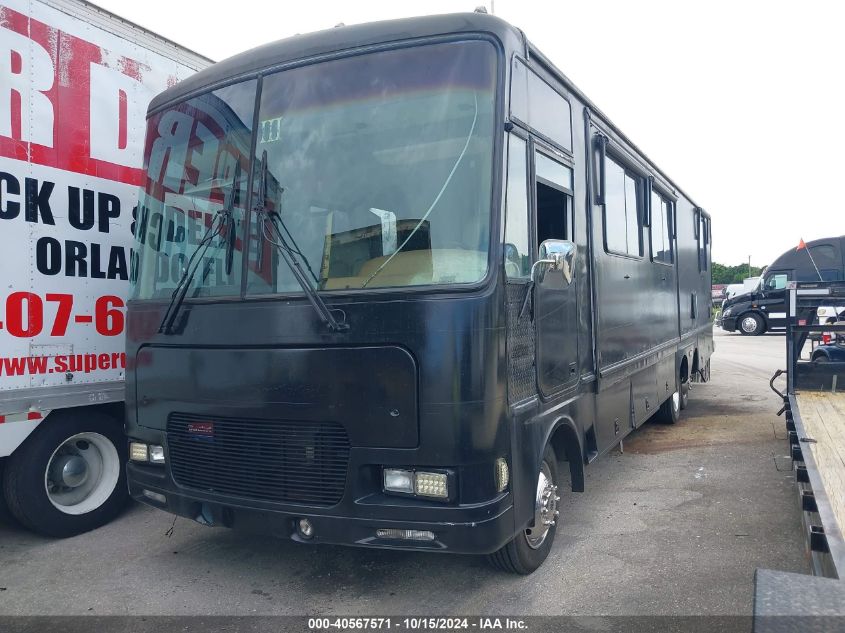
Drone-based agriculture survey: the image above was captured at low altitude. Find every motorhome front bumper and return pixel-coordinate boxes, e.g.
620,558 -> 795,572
127,461 -> 514,555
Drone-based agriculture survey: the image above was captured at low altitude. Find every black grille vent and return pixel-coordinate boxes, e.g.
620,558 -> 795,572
167,414 -> 350,507
506,282 -> 537,403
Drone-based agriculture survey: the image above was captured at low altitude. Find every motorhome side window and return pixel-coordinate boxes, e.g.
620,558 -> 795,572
697,213 -> 709,271
650,191 -> 673,264
603,156 -> 642,256
504,135 -> 530,279
510,59 -> 572,152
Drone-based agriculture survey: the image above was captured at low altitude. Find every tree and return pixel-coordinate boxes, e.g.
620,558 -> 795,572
711,262 -> 765,285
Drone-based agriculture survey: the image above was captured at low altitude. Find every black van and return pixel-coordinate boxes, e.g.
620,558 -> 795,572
720,236 -> 845,335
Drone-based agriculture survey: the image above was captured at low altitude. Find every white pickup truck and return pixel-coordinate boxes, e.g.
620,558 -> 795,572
0,0 -> 209,536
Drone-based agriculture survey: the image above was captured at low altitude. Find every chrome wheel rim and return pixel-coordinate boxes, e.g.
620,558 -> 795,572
45,432 -> 120,515
672,391 -> 680,412
525,460 -> 559,549
741,316 -> 758,333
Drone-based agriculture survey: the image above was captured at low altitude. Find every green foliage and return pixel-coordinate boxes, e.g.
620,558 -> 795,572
712,262 -> 765,285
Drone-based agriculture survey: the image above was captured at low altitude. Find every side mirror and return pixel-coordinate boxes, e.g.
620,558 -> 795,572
531,239 -> 576,285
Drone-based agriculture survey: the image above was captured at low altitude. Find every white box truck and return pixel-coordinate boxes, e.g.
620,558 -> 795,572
0,0 -> 209,536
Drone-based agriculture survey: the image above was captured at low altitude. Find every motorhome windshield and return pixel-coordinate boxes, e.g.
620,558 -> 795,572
131,41 -> 497,300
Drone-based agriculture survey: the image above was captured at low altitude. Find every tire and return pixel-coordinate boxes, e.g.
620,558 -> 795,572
700,358 -> 711,382
0,459 -> 19,527
680,374 -> 690,410
739,313 -> 765,336
488,445 -> 559,575
655,390 -> 681,424
2,409 -> 128,537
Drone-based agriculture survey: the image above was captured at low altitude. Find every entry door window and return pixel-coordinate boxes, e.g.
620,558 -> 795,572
534,150 -> 573,247
504,135 -> 530,279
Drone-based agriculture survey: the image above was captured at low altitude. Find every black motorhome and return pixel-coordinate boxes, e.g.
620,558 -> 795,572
721,236 -> 845,335
125,13 -> 713,574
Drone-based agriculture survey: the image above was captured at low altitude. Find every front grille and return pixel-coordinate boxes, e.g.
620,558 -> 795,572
167,413 -> 350,507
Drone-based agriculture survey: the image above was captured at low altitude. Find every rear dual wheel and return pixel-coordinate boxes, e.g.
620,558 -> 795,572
488,445 -> 560,575
656,390 -> 681,424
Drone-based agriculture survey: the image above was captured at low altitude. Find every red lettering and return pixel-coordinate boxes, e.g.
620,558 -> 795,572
95,295 -> 125,336
6,291 -> 43,337
0,6 -> 153,184
46,293 -> 73,336
26,356 -> 48,373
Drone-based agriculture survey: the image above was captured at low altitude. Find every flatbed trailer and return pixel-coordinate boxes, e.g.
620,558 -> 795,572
778,281 -> 845,578
753,282 -> 845,627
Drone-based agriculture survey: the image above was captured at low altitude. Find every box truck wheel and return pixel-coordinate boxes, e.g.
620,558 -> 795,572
2,409 -> 128,537
0,459 -> 18,527
488,444 -> 559,574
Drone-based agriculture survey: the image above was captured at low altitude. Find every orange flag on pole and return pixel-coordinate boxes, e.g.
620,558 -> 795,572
797,238 -> 807,251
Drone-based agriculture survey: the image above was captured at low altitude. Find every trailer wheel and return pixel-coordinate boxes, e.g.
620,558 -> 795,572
2,409 -> 128,537
739,313 -> 764,336
488,445 -> 559,575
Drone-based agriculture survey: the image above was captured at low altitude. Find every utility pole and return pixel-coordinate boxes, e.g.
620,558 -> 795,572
490,0 -> 495,14
748,255 -> 751,279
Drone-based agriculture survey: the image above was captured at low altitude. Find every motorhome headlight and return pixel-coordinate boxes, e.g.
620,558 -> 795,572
383,468 -> 414,494
148,445 -> 166,464
723,307 -> 733,317
414,472 -> 449,499
130,442 -> 165,464
129,442 -> 148,462
382,468 -> 451,499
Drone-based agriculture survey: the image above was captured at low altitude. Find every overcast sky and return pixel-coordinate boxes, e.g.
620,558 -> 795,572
98,0 -> 843,267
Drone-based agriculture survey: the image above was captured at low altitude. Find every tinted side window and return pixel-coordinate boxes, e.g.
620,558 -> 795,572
511,60 -> 572,152
697,214 -> 709,271
650,192 -> 673,264
604,156 -> 641,256
504,135 -> 530,279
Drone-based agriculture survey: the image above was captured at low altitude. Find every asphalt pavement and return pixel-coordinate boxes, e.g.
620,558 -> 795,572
0,328 -> 808,616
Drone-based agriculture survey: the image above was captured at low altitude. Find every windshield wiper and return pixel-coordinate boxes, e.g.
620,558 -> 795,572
158,163 -> 240,335
254,151 -> 348,333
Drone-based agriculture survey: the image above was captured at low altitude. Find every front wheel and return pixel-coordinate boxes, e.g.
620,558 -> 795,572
739,313 -> 765,336
2,409 -> 128,537
488,445 -> 560,575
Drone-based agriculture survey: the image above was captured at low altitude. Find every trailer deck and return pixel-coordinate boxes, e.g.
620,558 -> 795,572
771,281 -> 845,578
795,391 -> 845,543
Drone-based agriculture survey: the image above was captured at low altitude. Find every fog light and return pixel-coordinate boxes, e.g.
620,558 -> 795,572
495,458 -> 509,493
376,528 -> 435,542
129,442 -> 148,462
141,489 -> 166,504
149,445 -> 166,464
298,518 -> 314,538
414,471 -> 448,499
383,468 -> 414,494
